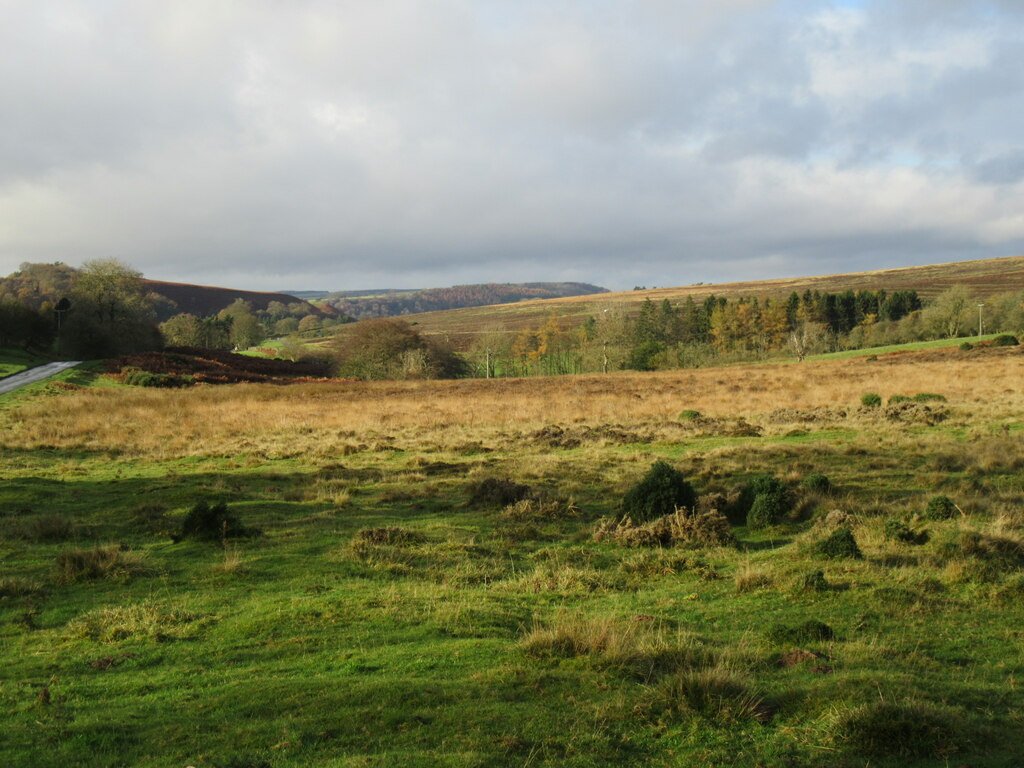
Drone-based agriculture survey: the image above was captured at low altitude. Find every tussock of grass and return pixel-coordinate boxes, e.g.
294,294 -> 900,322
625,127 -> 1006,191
500,497 -> 580,522
10,515 -> 75,542
641,667 -> 768,724
520,612 -> 710,681
734,563 -> 774,593
0,577 -> 44,598
65,602 -> 210,643
594,509 -> 735,548
53,545 -> 152,585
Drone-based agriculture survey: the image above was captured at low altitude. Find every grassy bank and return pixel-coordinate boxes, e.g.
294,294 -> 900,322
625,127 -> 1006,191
1,344 -> 1022,766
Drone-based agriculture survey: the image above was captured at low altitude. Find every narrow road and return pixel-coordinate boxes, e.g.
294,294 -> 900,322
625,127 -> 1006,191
0,361 -> 82,395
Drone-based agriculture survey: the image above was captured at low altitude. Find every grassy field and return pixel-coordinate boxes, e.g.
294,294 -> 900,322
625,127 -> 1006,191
2,345 -> 1024,766
0,349 -> 50,378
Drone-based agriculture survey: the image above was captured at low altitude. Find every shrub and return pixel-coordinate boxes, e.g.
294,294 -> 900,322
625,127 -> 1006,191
747,492 -> 784,530
923,495 -> 959,521
678,409 -> 702,421
959,341 -> 974,351
175,501 -> 260,544
768,619 -> 835,644
888,394 -> 911,404
122,369 -> 192,388
799,570 -> 830,592
816,527 -> 863,559
860,392 -> 882,408
800,474 -> 832,494
912,392 -> 946,403
740,475 -> 789,529
468,478 -> 532,507
621,461 -> 696,523
992,334 -> 1019,347
884,519 -> 929,545
54,545 -> 151,585
829,700 -> 967,758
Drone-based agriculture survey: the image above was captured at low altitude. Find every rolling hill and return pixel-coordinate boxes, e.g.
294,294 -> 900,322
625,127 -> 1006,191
142,280 -> 324,320
315,254 -> 1024,348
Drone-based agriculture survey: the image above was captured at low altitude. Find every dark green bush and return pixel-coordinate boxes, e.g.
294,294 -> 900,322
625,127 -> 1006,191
860,392 -> 882,408
816,527 -> 863,559
767,619 -> 835,644
123,370 -> 192,388
888,394 -> 911,404
923,495 -> 958,521
621,461 -> 697,523
800,474 -> 832,494
677,409 -> 702,421
175,500 -> 259,544
469,478 -> 532,507
993,334 -> 1019,347
912,392 -> 946,403
959,341 -> 974,351
738,475 -> 789,528
883,519 -> 929,545
800,570 -> 830,592
747,492 -> 784,530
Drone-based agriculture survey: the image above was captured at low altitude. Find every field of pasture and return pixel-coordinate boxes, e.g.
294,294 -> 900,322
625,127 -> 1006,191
2,345 -> 1024,766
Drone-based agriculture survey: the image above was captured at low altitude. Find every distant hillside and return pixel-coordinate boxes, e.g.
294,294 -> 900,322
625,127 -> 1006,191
316,254 -> 1024,348
142,280 -> 323,321
322,282 -> 607,319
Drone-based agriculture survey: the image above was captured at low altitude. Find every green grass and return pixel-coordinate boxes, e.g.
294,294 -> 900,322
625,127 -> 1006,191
1,381 -> 1023,766
808,333 -> 1001,361
0,348 -> 50,378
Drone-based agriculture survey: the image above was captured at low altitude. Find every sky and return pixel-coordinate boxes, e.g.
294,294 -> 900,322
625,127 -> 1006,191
2,0 -> 1023,292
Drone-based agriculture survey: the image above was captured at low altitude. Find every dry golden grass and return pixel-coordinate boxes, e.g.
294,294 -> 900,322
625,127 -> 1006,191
3,348 -> 1021,460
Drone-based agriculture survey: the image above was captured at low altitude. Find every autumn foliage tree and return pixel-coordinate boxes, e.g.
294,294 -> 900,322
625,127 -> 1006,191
334,318 -> 467,380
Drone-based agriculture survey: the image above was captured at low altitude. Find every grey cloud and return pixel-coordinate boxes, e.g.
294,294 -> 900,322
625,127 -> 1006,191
1,0 -> 1023,291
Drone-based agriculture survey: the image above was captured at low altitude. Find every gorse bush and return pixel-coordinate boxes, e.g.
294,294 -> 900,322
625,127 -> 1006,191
912,392 -> 946,403
888,394 -> 911,404
175,501 -> 259,544
767,620 -> 835,644
816,527 -> 863,559
884,519 -> 929,545
621,461 -> 696,523
992,334 -> 1018,347
468,478 -> 532,507
739,475 -> 789,529
923,495 -> 959,521
799,570 -> 830,592
861,392 -> 882,408
800,474 -> 832,494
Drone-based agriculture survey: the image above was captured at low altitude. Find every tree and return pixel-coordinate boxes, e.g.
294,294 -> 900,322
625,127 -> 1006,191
923,286 -> 972,338
335,318 -> 466,380
59,259 -> 161,357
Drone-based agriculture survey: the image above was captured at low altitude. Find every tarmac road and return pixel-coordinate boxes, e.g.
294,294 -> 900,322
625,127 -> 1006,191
0,361 -> 82,395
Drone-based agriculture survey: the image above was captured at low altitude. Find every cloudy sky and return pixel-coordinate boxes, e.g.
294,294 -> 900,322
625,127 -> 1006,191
2,1 -> 1023,292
